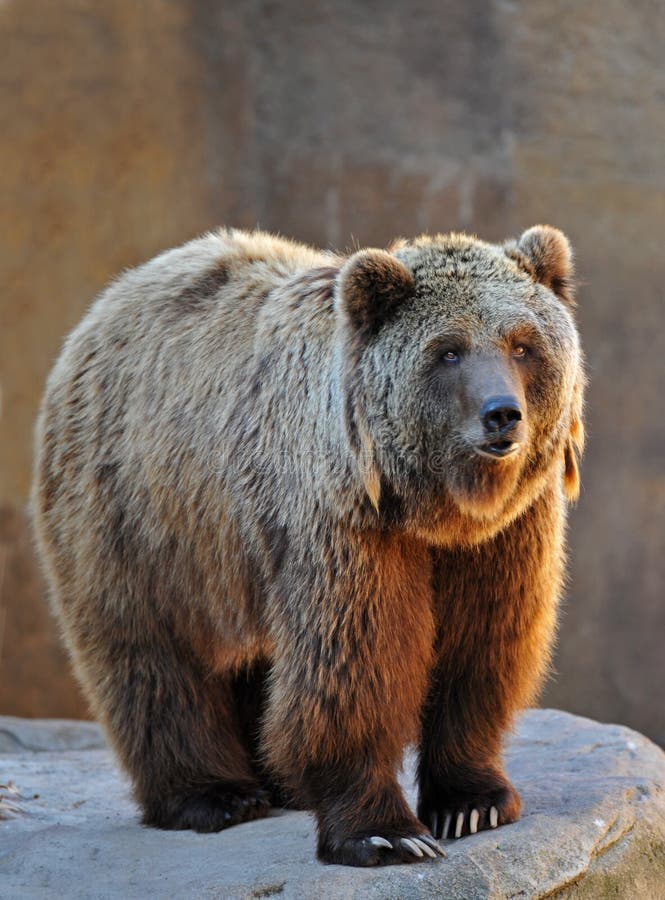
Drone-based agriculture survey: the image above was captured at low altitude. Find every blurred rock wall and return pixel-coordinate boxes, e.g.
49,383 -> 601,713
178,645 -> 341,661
1,1 -> 664,742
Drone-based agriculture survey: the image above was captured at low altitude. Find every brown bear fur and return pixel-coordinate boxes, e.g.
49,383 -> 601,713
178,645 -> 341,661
31,225 -> 584,866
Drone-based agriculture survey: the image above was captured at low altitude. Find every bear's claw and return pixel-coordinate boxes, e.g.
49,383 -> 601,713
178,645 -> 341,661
420,780 -> 520,840
369,834 -> 444,859
369,836 -> 393,849
336,831 -> 445,866
430,802 -> 503,839
401,837 -> 424,857
469,808 -> 479,834
412,837 -> 439,858
399,835 -> 445,859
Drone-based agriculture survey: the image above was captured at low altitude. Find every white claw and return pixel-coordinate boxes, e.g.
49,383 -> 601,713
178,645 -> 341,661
413,838 -> 437,858
401,837 -> 424,857
369,836 -> 393,849
430,812 -> 438,838
422,835 -> 446,857
469,808 -> 479,834
454,811 -> 464,839
490,806 -> 499,828
442,812 -> 452,840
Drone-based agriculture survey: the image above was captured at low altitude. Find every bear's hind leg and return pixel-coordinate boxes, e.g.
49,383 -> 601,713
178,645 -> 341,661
90,634 -> 271,833
232,659 -> 306,810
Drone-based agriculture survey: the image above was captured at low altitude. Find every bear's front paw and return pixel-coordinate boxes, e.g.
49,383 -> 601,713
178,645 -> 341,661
418,781 -> 521,840
318,828 -> 445,867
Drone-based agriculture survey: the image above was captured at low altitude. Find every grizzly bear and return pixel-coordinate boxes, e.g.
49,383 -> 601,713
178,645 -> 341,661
32,225 -> 584,866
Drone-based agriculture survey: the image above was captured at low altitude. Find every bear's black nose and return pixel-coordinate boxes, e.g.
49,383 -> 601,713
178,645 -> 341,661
481,396 -> 523,434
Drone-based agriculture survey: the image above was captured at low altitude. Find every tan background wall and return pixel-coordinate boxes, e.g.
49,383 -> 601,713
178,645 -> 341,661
1,1 -> 664,743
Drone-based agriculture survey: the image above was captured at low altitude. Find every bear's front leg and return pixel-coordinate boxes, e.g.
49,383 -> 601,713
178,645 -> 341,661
418,490 -> 564,839
302,760 -> 444,865
417,664 -> 522,840
262,529 -> 444,866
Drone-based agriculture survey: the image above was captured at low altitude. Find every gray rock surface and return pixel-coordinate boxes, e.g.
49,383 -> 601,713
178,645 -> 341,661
1,709 -> 664,899
0,715 -> 107,754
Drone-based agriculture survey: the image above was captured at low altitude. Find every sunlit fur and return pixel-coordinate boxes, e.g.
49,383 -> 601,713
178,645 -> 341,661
32,225 -> 584,866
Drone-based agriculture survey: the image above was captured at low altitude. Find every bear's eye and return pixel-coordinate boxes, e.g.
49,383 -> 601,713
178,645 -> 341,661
441,350 -> 459,363
512,345 -> 528,359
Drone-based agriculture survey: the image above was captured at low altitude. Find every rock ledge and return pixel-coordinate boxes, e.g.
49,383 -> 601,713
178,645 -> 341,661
1,709 -> 664,899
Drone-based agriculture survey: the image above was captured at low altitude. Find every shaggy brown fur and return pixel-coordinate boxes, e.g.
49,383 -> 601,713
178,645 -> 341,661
32,225 -> 584,866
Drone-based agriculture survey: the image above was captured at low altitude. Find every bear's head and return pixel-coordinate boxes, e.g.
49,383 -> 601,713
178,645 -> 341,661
335,226 -> 585,545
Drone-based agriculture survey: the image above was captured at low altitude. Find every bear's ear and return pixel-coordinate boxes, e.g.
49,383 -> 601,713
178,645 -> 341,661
563,379 -> 585,502
337,249 -> 414,333
512,225 -> 575,307
563,415 -> 585,502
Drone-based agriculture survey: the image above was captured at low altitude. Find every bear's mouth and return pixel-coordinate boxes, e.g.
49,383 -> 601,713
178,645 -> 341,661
475,439 -> 521,460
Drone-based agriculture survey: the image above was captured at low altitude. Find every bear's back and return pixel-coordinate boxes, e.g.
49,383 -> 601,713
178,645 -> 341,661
32,230 -> 344,587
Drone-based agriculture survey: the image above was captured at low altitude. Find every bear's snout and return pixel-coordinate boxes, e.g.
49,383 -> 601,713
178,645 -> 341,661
480,396 -> 523,434
477,395 -> 524,458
